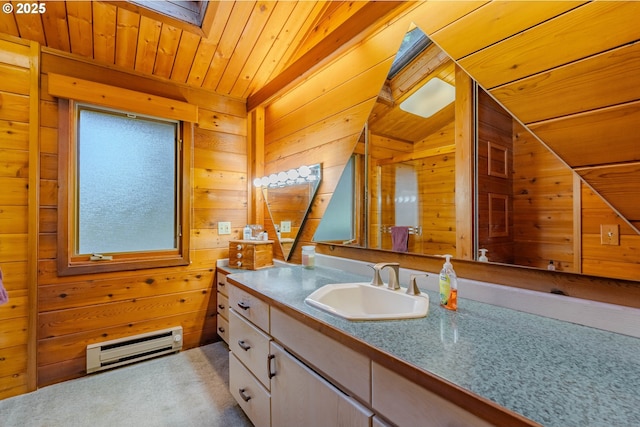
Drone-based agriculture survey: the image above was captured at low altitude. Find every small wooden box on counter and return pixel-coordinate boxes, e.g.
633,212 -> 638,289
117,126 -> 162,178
229,240 -> 274,270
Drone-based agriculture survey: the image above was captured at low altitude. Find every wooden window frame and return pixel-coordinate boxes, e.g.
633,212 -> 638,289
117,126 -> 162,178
57,98 -> 192,276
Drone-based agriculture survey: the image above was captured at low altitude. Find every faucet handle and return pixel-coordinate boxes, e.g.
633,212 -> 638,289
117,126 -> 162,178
367,264 -> 384,286
407,273 -> 427,295
373,262 -> 399,269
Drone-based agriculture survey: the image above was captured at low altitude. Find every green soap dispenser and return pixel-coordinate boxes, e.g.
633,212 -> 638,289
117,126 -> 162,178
439,255 -> 458,311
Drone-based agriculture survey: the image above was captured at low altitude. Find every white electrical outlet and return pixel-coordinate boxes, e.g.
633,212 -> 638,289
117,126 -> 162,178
281,220 -> 291,233
218,222 -> 231,235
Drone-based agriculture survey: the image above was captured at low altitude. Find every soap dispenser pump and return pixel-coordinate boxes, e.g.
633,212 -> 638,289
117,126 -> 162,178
479,248 -> 489,262
439,255 -> 458,311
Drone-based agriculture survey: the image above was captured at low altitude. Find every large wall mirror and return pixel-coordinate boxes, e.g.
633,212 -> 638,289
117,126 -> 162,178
260,164 -> 321,260
314,23 -> 640,283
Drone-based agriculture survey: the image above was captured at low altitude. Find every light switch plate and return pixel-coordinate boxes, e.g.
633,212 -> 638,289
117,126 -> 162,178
281,220 -> 291,233
218,221 -> 231,235
600,224 -> 619,245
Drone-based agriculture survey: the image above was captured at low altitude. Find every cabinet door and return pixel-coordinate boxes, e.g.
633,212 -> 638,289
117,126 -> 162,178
270,342 -> 373,427
372,362 -> 493,427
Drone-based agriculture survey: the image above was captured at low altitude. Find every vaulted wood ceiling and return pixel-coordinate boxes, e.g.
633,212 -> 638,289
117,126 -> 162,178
0,0 -> 403,105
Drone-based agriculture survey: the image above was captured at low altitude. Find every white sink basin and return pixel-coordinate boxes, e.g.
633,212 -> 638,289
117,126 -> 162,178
304,282 -> 429,320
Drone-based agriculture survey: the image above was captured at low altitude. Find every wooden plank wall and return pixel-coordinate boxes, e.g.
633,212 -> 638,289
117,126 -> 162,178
371,124 -> 457,256
369,134 -> 412,250
414,122 -> 457,256
0,36 -> 36,399
581,183 -> 640,281
512,123 -> 574,271
263,8 -> 415,263
35,51 -> 247,386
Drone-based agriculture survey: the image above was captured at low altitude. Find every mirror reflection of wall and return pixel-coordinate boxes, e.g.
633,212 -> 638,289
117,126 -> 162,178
476,89 -> 576,271
313,21 -> 640,282
366,25 -> 457,255
260,164 -> 321,260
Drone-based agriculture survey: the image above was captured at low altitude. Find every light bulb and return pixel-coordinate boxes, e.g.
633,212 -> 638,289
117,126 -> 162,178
287,169 -> 299,180
298,165 -> 310,177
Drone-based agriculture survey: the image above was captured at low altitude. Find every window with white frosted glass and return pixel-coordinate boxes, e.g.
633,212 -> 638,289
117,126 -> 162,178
76,106 -> 179,255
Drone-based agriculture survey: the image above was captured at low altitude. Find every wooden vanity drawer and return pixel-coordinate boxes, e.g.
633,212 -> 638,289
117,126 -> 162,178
217,292 -> 229,319
229,240 -> 273,270
216,314 -> 229,344
372,362 -> 492,427
229,284 -> 270,333
270,307 -> 370,403
217,271 -> 228,296
229,309 -> 272,389
230,352 -> 270,427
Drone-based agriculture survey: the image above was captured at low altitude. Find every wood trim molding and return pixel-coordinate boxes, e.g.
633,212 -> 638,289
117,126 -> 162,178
27,39 -> 40,393
573,173 -> 582,274
455,66 -> 473,260
47,73 -> 198,123
248,107 -> 265,226
375,144 -> 456,167
102,1 -> 216,38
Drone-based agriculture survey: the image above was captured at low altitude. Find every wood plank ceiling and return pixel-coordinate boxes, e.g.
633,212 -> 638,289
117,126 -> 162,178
0,0 -> 400,104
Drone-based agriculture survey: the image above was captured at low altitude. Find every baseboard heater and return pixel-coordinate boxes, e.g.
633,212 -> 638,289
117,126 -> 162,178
86,326 -> 183,374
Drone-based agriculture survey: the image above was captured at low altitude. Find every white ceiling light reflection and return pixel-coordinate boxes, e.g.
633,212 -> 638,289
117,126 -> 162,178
400,77 -> 455,118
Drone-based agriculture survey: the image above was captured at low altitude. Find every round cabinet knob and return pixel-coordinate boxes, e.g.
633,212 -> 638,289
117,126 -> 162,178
236,244 -> 243,250
236,261 -> 242,267
236,253 -> 243,258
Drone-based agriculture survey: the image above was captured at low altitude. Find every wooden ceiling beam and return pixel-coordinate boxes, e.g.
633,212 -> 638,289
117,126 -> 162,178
247,1 -> 411,111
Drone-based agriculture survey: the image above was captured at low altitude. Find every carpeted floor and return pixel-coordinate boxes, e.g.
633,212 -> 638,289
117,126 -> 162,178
0,341 -> 253,427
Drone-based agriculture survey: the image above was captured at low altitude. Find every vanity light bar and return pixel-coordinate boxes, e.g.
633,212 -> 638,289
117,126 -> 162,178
253,164 -> 320,188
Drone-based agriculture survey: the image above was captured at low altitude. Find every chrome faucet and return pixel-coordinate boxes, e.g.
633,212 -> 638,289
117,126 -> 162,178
374,262 -> 400,290
367,264 -> 384,286
407,273 -> 427,296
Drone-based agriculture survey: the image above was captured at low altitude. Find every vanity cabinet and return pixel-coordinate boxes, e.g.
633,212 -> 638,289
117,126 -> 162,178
216,271 -> 229,344
227,283 -> 373,427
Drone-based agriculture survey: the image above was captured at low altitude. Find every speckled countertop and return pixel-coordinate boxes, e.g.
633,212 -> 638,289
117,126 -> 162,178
225,264 -> 640,427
